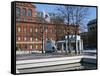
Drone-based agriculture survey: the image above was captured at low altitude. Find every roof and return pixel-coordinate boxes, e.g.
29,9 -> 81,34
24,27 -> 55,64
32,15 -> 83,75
87,19 -> 97,26
32,4 -> 36,8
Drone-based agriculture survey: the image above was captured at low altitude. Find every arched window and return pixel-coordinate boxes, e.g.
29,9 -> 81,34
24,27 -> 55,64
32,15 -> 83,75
22,8 -> 26,16
16,7 -> 20,16
28,9 -> 32,16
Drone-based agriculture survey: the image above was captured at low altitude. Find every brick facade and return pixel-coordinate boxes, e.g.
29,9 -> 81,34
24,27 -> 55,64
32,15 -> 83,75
16,2 -> 79,51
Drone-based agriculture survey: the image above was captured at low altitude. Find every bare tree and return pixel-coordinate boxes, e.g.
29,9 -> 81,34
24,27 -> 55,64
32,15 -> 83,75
56,5 -> 89,54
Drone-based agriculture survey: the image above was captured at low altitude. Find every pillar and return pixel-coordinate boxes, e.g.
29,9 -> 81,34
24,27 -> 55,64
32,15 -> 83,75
79,40 -> 81,54
61,43 -> 64,52
42,34 -> 44,53
81,40 -> 83,52
65,40 -> 68,53
69,41 -> 71,53
76,40 -> 78,54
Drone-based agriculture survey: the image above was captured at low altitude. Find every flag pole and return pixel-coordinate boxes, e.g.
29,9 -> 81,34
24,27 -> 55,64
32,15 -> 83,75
42,10 -> 50,53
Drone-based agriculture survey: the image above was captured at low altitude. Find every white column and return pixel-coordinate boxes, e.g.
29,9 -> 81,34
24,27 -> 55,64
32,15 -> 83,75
76,40 -> 78,54
65,40 -> 68,53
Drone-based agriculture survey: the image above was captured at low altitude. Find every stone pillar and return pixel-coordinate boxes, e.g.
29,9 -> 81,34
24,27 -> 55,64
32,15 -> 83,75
69,41 -> 71,53
76,40 -> 78,54
65,40 -> 68,53
61,43 -> 64,52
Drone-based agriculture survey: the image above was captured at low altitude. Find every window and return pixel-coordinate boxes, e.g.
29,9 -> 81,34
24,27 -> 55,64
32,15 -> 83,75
90,27 -> 92,31
24,27 -> 27,33
30,45 -> 33,49
30,37 -> 33,41
22,8 -> 26,16
41,45 -> 42,49
40,27 -> 43,32
24,37 -> 27,41
28,9 -> 32,16
51,29 -> 52,33
35,28 -> 38,32
17,44 -> 21,49
18,27 -> 21,32
45,29 -> 48,33
92,27 -> 95,31
36,45 -> 38,49
30,28 -> 32,32
36,38 -> 38,41
24,44 -> 27,49
16,7 -> 20,16
18,37 -> 21,41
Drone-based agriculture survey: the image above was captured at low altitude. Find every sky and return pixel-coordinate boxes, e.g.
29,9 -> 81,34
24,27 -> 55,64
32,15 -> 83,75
34,4 -> 58,13
33,3 -> 97,32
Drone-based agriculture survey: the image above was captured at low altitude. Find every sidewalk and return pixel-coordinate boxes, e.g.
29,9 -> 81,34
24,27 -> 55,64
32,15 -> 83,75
16,52 -> 82,61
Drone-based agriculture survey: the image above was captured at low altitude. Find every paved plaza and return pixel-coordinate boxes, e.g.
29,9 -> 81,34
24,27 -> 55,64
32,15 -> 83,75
16,50 -> 97,73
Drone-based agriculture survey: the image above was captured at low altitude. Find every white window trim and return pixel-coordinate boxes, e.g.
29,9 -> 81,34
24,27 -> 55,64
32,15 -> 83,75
35,28 -> 38,32
18,37 -> 21,41
36,38 -> 38,41
36,45 -> 38,49
30,45 -> 33,49
24,37 -> 27,41
30,37 -> 33,41
30,28 -> 33,32
18,27 -> 21,32
24,28 -> 27,33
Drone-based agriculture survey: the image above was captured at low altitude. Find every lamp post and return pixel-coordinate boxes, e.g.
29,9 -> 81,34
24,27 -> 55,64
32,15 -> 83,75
42,24 -> 44,53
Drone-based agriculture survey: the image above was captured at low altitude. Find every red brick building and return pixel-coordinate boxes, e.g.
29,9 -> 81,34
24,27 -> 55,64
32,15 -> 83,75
16,2 -> 79,51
